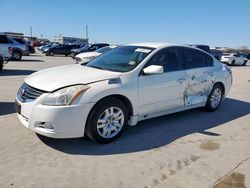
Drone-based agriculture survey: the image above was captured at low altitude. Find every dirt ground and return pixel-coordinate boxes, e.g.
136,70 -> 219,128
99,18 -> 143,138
0,54 -> 249,188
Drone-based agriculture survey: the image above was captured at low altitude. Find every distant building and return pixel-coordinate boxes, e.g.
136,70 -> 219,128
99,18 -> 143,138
54,36 -> 88,44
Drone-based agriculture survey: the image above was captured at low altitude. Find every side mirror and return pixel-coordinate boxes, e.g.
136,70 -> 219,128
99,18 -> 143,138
143,65 -> 164,75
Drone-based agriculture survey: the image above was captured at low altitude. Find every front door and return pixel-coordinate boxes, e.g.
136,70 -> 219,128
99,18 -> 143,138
138,47 -> 187,116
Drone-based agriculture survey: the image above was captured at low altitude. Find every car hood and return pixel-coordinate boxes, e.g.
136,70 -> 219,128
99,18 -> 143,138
76,51 -> 101,59
25,64 -> 121,92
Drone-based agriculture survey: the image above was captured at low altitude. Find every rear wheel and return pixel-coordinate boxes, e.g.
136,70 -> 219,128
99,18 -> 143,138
12,50 -> 22,61
243,60 -> 247,66
231,60 -> 235,66
205,84 -> 223,112
85,98 -> 128,143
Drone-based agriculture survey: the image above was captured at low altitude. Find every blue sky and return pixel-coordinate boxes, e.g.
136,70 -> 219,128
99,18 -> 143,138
0,0 -> 249,48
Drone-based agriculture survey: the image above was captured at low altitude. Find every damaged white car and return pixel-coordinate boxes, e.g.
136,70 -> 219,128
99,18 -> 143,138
16,43 -> 232,143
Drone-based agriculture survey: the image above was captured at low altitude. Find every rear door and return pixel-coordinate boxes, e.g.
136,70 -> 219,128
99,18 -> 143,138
56,44 -> 65,54
180,47 -> 215,106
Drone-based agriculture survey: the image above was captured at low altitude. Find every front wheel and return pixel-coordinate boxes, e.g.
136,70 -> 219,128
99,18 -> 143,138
205,84 -> 223,112
85,98 -> 128,143
49,51 -> 55,56
12,51 -> 22,61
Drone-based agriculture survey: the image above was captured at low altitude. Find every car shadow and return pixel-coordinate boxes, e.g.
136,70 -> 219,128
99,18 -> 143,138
0,69 -> 36,76
18,59 -> 44,62
0,102 -> 15,115
37,98 -> 250,155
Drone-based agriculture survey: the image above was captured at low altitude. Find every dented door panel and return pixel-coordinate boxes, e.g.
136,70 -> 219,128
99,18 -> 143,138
184,67 -> 215,106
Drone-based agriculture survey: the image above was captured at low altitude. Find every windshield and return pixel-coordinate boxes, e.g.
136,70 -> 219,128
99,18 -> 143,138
96,46 -> 113,53
86,46 -> 155,72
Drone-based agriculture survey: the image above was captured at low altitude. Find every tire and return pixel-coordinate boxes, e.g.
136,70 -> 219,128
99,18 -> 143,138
65,54 -> 69,56
49,51 -> 55,56
205,84 -> 224,112
231,60 -> 235,66
12,50 -> 22,61
243,60 -> 247,66
85,98 -> 128,143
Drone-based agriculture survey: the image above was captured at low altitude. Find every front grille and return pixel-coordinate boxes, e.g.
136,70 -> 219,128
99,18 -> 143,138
18,83 -> 47,102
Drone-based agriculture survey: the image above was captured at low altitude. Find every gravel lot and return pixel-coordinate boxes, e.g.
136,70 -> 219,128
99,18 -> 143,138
0,54 -> 250,188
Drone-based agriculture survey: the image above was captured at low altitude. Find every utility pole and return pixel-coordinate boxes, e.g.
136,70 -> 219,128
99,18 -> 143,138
30,26 -> 33,37
86,24 -> 89,40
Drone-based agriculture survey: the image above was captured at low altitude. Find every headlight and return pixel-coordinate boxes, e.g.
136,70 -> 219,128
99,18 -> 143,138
42,85 -> 90,106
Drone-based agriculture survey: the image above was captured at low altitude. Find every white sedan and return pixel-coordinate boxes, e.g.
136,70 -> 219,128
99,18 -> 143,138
74,46 -> 117,64
221,53 -> 247,66
16,43 -> 232,143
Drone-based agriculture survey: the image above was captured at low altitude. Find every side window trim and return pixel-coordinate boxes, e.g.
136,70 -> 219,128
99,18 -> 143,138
180,47 -> 214,70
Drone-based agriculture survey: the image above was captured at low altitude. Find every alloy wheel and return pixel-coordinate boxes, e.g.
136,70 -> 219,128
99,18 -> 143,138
97,107 -> 124,138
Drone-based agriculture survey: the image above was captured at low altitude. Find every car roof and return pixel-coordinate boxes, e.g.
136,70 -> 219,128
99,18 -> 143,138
125,42 -> 204,50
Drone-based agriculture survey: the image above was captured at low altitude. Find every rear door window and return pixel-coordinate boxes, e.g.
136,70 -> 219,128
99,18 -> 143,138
181,48 -> 213,69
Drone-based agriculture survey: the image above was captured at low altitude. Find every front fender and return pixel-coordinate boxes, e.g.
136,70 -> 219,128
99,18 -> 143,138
78,79 -> 138,116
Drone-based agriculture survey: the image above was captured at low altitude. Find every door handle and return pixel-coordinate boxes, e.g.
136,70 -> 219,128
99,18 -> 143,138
177,78 -> 186,83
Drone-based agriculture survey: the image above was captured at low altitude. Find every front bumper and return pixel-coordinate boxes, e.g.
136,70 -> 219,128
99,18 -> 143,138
15,97 -> 95,138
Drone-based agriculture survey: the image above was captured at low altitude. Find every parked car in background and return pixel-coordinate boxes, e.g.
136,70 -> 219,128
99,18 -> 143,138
221,53 -> 247,66
0,33 -> 12,60
8,37 -> 29,60
75,46 -> 117,64
210,48 -> 222,60
15,39 -> 35,54
0,54 -> 4,71
70,43 -> 109,58
246,54 -> 250,60
0,47 -> 10,71
189,44 -> 222,60
25,41 -> 35,54
28,45 -> 35,54
43,44 -> 80,56
241,53 -> 250,60
38,44 -> 53,52
16,43 -> 232,143
189,44 -> 210,53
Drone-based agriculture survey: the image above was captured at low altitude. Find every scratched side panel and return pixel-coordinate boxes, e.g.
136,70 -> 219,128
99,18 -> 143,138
184,67 -> 216,106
